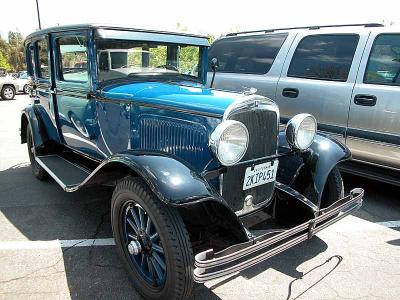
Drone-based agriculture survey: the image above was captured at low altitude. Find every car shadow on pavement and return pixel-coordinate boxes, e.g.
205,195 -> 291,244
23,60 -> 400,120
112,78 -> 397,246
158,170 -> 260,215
1,163 -> 332,299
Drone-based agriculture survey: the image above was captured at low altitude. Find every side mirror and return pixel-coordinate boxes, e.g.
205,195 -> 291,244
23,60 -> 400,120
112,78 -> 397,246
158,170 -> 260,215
211,58 -> 219,71
210,58 -> 219,88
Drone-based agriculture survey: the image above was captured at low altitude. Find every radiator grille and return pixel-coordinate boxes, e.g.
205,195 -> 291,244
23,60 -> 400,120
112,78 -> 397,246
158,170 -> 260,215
222,107 -> 278,212
138,116 -> 209,168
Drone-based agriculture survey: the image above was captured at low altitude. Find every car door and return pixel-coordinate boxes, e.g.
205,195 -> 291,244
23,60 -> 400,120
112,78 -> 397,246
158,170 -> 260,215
207,33 -> 294,100
346,31 -> 400,170
28,37 -> 61,142
274,29 -> 369,143
52,31 -> 102,159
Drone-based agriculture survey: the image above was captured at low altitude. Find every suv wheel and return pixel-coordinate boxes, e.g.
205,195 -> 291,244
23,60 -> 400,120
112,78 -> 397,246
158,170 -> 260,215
23,84 -> 29,94
111,177 -> 194,300
27,125 -> 48,180
1,86 -> 16,100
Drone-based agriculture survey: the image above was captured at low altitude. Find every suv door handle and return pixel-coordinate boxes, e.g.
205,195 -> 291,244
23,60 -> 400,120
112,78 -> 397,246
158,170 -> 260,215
282,88 -> 299,98
354,94 -> 377,106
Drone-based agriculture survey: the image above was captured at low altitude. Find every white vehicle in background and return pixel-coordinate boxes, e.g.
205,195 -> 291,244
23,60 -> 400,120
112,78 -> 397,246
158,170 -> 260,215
0,71 -> 29,100
14,71 -> 30,94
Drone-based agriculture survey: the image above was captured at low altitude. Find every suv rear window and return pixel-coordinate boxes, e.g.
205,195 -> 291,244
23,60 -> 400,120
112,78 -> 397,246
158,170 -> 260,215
208,34 -> 287,75
364,34 -> 400,86
288,34 -> 359,82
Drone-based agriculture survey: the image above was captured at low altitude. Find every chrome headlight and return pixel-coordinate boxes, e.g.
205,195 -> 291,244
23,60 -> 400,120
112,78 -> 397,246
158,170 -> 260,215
209,120 -> 249,166
285,113 -> 317,151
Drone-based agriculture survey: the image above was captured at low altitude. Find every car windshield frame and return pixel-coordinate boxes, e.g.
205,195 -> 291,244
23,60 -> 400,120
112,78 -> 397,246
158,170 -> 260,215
94,30 -> 208,86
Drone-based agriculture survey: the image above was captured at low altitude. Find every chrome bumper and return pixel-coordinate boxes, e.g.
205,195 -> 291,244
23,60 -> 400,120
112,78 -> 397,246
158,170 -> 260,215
193,188 -> 364,283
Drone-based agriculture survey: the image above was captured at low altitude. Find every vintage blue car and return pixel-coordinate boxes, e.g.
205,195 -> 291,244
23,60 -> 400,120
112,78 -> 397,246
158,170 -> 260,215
21,24 -> 364,300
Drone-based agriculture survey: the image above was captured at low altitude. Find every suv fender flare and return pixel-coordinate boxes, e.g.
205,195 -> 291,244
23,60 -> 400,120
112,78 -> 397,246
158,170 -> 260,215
277,132 -> 350,205
83,151 -> 249,242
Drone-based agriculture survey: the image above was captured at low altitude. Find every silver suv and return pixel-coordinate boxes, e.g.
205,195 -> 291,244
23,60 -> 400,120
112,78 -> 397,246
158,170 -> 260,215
208,24 -> 400,185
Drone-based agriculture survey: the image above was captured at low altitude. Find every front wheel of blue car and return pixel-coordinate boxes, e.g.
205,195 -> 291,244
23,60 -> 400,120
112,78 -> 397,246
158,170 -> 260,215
111,177 -> 194,300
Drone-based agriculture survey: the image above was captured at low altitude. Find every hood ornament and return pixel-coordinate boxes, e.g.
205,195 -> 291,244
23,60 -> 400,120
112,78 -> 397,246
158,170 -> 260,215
242,87 -> 257,96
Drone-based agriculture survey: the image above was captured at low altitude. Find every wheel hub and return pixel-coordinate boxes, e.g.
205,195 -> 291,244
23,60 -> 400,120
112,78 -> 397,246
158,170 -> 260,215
138,230 -> 152,252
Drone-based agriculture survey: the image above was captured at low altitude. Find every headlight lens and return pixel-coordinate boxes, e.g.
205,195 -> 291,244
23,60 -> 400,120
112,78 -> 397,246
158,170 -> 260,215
286,114 -> 317,150
210,120 -> 249,166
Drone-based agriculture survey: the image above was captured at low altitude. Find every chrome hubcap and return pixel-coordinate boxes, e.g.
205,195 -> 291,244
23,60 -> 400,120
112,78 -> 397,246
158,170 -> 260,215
127,240 -> 142,255
3,88 -> 13,99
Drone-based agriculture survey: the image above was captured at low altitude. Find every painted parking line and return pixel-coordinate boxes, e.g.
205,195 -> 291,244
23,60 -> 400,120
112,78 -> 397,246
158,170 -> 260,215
376,220 -> 400,228
0,220 -> 398,251
0,238 -> 115,250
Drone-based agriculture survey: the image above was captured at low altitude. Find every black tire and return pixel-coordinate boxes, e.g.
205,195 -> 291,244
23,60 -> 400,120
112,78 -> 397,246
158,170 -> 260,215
1,85 -> 16,100
111,177 -> 194,300
27,125 -> 48,180
320,166 -> 344,208
23,84 -> 29,94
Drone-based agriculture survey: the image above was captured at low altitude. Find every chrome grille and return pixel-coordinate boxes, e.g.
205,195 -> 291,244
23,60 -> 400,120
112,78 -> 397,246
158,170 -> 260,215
222,105 -> 278,212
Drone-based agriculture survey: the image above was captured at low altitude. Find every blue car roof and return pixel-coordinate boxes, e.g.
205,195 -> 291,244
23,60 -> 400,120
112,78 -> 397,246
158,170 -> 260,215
26,24 -> 210,46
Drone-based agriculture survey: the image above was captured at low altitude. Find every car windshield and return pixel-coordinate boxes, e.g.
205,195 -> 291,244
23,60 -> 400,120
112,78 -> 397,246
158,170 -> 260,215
96,39 -> 202,84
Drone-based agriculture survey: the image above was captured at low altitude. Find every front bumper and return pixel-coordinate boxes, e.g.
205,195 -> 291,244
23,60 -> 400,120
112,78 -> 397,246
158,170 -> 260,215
193,188 -> 364,283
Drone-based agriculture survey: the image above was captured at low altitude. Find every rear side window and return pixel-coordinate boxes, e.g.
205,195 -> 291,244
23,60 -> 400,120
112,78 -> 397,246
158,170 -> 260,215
208,34 -> 287,74
57,35 -> 88,83
288,34 -> 359,82
364,34 -> 400,86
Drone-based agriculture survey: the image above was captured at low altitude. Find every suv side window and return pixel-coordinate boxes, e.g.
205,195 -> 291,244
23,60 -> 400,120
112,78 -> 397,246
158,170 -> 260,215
57,35 -> 88,83
364,34 -> 400,86
37,39 -> 50,79
208,34 -> 287,75
288,34 -> 359,82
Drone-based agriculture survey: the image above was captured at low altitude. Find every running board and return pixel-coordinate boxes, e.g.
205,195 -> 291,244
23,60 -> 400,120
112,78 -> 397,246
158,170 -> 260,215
35,155 -> 91,191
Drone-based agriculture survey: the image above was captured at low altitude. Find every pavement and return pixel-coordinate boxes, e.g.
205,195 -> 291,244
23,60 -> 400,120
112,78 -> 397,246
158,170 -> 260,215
0,94 -> 399,300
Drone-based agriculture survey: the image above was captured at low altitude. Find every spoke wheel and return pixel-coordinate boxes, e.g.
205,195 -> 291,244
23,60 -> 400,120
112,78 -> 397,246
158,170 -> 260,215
26,125 -> 48,180
111,177 -> 194,300
123,201 -> 167,287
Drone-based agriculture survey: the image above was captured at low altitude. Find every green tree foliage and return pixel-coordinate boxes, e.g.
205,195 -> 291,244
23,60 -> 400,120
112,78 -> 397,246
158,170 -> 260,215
0,31 -> 25,72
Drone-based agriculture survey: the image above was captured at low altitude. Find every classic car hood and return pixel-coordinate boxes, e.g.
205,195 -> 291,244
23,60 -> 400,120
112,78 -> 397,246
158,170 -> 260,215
101,81 -> 244,116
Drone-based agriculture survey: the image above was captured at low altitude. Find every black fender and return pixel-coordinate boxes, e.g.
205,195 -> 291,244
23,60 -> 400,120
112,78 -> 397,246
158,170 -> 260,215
277,132 -> 351,206
20,106 -> 48,150
83,151 -> 249,242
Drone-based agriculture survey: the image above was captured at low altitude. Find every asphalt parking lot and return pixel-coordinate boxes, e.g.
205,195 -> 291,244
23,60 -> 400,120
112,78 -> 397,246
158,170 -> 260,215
0,94 -> 399,300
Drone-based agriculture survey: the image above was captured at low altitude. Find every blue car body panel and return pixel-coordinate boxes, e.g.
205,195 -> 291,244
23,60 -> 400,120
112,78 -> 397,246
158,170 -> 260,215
101,81 -> 241,117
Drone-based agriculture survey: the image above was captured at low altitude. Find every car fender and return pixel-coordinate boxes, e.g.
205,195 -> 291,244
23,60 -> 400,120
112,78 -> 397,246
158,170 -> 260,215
82,151 -> 249,242
20,106 -> 48,151
277,132 -> 351,205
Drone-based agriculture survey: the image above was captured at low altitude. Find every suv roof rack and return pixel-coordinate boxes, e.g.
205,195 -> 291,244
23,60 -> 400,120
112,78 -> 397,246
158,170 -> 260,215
225,23 -> 384,37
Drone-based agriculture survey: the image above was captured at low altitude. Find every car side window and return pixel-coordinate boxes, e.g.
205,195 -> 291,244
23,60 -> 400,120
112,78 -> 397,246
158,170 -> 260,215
288,34 -> 359,82
364,34 -> 400,86
37,39 -> 50,79
208,34 -> 288,75
27,44 -> 37,77
57,35 -> 88,83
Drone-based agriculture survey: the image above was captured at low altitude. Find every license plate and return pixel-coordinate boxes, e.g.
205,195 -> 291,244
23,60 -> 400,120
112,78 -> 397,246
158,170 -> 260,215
242,160 -> 279,190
